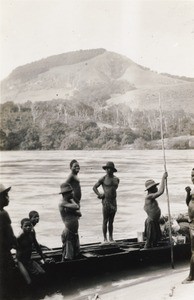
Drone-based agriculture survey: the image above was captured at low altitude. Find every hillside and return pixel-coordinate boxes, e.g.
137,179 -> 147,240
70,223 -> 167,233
0,49 -> 194,150
1,49 -> 194,113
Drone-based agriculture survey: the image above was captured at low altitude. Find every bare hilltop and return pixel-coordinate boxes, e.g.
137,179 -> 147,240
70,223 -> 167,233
1,49 -> 194,150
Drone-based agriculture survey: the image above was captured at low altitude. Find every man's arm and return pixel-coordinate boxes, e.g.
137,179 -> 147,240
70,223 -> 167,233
185,186 -> 191,206
33,234 -> 47,261
93,179 -> 104,199
7,223 -> 17,249
148,172 -> 168,200
60,199 -> 79,210
65,174 -> 73,185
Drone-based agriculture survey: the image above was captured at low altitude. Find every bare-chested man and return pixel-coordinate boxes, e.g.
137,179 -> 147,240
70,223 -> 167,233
144,172 -> 168,248
59,183 -> 81,260
182,168 -> 194,284
93,161 -> 120,243
65,160 -> 81,207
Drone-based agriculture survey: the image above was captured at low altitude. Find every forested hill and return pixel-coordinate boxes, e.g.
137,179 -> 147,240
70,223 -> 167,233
1,49 -> 194,150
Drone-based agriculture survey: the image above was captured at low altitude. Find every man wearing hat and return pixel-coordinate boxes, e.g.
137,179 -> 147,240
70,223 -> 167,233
59,183 -> 81,260
144,172 -> 168,248
93,162 -> 120,243
0,184 -> 17,296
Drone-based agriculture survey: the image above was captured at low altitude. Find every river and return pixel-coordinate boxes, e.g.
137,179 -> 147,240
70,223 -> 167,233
0,150 -> 193,299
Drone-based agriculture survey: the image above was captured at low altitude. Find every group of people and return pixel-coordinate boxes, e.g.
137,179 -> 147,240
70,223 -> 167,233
0,195 -> 50,292
0,160 -> 194,295
143,167 -> 194,284
58,160 -> 119,261
55,162 -> 194,285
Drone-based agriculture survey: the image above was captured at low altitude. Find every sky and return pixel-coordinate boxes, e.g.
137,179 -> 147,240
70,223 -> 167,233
0,0 -> 194,80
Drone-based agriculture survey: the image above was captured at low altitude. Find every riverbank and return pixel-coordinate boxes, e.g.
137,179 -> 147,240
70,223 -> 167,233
86,264 -> 193,300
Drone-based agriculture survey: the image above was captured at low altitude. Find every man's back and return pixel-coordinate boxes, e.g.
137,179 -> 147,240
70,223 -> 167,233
144,195 -> 161,221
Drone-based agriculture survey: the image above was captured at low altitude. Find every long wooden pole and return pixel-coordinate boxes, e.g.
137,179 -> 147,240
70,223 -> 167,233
158,92 -> 174,269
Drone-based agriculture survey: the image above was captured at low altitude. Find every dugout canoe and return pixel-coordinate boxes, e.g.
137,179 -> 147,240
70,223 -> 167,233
2,237 -> 191,299
24,237 -> 192,278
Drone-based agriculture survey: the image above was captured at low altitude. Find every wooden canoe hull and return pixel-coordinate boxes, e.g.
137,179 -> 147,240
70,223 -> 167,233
34,238 -> 191,278
2,238 -> 191,298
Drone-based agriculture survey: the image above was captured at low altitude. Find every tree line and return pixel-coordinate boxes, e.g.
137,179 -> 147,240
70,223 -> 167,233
0,100 -> 193,150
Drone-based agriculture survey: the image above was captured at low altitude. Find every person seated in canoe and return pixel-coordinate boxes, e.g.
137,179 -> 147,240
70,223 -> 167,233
59,183 -> 81,261
182,168 -> 194,284
65,159 -> 82,207
16,218 -> 50,284
93,161 -> 120,243
144,172 -> 168,248
29,210 -> 50,250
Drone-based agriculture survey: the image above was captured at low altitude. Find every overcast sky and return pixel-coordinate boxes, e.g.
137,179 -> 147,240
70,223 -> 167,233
1,0 -> 194,80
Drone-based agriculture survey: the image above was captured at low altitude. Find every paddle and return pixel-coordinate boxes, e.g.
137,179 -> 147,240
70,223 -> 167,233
158,92 -> 174,269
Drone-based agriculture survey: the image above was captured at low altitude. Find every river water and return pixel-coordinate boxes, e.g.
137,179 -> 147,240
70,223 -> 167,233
0,150 -> 193,299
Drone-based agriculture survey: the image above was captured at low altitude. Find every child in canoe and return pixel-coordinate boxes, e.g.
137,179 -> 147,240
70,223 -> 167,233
29,210 -> 50,250
16,218 -> 49,284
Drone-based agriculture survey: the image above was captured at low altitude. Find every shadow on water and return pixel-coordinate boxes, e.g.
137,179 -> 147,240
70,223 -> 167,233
3,260 -> 189,300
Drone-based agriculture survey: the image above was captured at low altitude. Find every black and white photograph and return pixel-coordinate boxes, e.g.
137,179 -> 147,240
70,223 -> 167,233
0,0 -> 194,299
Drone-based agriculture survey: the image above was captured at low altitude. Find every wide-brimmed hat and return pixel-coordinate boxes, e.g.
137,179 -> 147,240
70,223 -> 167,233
0,184 -> 11,194
102,161 -> 117,172
145,179 -> 159,191
59,183 -> 73,194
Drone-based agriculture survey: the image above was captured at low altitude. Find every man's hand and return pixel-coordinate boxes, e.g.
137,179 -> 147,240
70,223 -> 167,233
185,186 -> 191,193
76,210 -> 82,217
97,194 -> 105,200
44,257 -> 55,264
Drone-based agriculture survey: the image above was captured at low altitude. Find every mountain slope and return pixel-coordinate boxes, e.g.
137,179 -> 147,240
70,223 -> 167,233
1,49 -> 194,113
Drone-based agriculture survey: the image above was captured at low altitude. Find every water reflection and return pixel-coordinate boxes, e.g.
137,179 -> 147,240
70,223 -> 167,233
8,261 -> 188,300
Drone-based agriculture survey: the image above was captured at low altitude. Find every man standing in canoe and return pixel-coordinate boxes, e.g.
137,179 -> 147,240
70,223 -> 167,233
59,183 -> 81,260
93,161 -> 120,243
182,168 -> 194,284
144,172 -> 168,248
65,160 -> 82,207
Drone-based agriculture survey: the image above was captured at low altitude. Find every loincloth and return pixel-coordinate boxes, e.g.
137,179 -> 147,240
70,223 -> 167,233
61,228 -> 80,260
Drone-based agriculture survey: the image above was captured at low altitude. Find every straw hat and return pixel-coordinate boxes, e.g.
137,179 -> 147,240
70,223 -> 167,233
145,179 -> 159,191
0,184 -> 11,194
59,183 -> 73,194
102,161 -> 117,172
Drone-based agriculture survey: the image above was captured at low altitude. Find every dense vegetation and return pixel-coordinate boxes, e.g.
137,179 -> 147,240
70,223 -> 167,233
0,100 -> 193,150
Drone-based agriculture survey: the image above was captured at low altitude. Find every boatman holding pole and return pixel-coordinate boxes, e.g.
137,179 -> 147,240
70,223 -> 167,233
144,172 -> 168,248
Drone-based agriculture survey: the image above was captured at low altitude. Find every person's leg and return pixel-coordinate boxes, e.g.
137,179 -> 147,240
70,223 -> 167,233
182,255 -> 194,283
75,233 -> 80,258
144,218 -> 153,248
182,227 -> 194,283
103,218 -> 108,242
108,212 -> 116,242
102,206 -> 108,242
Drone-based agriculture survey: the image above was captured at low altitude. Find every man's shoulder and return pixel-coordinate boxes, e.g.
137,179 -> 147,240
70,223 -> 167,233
98,175 -> 106,183
0,209 -> 11,222
17,232 -> 24,240
145,194 -> 155,201
59,201 -> 64,209
66,173 -> 75,182
0,209 -> 9,216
